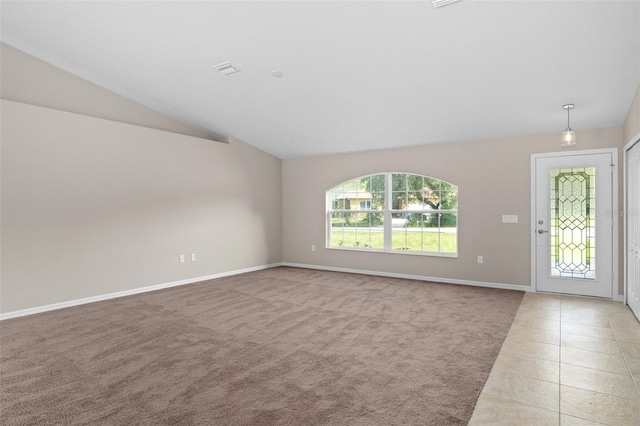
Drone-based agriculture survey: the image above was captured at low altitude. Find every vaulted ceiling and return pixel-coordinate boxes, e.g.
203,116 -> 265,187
2,1 -> 638,159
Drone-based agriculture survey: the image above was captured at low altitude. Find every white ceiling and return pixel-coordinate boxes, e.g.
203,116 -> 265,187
1,1 -> 639,159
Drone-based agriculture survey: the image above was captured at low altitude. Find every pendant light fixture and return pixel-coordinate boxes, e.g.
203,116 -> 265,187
561,103 -> 576,147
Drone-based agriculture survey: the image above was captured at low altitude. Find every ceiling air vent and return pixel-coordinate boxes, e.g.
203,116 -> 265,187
212,62 -> 240,75
432,0 -> 461,8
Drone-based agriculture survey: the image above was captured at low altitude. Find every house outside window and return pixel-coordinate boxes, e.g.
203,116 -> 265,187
327,173 -> 458,256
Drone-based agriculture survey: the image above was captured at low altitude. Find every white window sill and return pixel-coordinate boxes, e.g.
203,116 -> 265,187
325,246 -> 458,258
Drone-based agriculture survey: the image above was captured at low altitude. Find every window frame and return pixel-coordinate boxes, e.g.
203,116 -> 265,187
326,172 -> 458,257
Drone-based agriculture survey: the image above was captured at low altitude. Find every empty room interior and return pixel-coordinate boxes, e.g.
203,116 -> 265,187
1,1 -> 640,425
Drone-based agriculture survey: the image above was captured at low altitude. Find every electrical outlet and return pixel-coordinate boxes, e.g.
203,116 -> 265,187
477,256 -> 483,264
179,254 -> 185,263
311,245 -> 316,252
191,253 -> 196,262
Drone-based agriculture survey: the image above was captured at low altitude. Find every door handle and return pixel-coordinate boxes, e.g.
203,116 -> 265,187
537,229 -> 549,234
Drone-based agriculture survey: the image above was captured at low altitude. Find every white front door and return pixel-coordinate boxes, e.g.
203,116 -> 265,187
532,150 -> 616,298
626,141 -> 640,319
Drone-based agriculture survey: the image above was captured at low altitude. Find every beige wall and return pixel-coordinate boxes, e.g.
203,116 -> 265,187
624,83 -> 640,144
0,43 -> 223,142
1,100 -> 282,313
1,44 -> 282,314
1,43 -> 634,313
283,127 -> 623,292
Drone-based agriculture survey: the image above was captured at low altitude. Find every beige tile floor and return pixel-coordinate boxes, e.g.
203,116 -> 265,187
468,292 -> 640,425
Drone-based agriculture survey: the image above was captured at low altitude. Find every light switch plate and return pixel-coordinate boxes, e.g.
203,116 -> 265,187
502,215 -> 518,223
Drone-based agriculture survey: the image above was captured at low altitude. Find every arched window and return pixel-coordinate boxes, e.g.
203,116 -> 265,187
327,173 -> 457,256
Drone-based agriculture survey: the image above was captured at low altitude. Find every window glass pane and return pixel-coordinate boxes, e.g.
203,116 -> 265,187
440,190 -> 458,210
422,225 -> 439,252
392,174 -> 407,191
423,210 -> 439,228
372,192 -> 385,210
343,180 -> 358,191
358,213 -> 384,249
441,181 -> 456,193
392,192 -> 407,210
357,174 -> 381,193
345,212 -> 358,227
328,173 -> 456,255
368,174 -> 385,192
407,192 -> 423,209
439,213 -> 457,253
331,212 -> 356,247
424,177 -> 442,195
331,212 -> 345,226
392,212 -> 410,250
331,189 -> 344,209
359,176 -> 371,194
354,188 -> 370,207
331,212 -> 383,249
406,212 -> 423,229
407,175 -> 423,191
330,212 -> 345,246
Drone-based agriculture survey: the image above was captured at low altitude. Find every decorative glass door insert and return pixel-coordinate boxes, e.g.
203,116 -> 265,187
534,151 -> 614,299
550,167 -> 596,279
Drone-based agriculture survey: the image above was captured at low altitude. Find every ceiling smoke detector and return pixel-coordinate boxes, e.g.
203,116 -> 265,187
432,0 -> 462,8
212,62 -> 240,75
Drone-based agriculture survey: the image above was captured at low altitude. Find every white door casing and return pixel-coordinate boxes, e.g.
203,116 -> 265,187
531,150 -> 617,298
625,139 -> 640,320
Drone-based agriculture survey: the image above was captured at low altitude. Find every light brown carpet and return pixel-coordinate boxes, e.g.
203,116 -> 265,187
0,266 -> 524,425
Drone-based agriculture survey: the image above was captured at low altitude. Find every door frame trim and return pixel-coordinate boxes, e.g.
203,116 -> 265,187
624,131 -> 640,306
530,148 -> 619,298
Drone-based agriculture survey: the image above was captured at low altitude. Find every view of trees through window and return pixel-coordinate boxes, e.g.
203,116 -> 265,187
328,173 -> 458,255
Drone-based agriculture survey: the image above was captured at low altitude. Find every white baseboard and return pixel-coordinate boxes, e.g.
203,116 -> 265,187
281,262 -> 530,292
0,263 -> 283,321
6,263 -> 624,321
